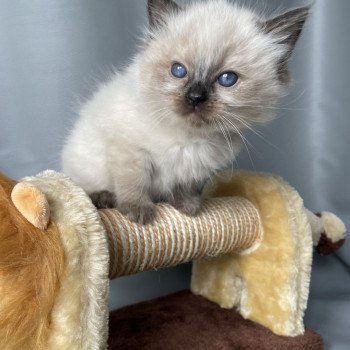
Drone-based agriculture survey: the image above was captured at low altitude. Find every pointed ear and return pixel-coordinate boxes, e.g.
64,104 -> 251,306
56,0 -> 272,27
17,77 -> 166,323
265,7 -> 309,48
264,7 -> 309,82
148,0 -> 181,30
11,183 -> 50,230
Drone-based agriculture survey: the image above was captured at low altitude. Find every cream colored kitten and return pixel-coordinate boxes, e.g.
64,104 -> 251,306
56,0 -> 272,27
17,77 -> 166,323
62,0 -> 309,223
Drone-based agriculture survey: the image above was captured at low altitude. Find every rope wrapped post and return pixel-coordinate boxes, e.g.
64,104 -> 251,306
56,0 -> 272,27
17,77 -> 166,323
99,197 -> 263,279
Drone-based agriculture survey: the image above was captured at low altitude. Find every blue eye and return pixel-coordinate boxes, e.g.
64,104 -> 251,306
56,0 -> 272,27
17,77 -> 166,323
171,63 -> 187,79
218,71 -> 238,87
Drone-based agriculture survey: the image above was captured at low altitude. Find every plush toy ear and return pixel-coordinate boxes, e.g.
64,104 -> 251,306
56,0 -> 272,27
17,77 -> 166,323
148,0 -> 181,30
11,182 -> 50,230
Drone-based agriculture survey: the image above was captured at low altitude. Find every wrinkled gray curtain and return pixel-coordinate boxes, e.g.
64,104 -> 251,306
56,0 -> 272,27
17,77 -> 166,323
0,1 -> 349,348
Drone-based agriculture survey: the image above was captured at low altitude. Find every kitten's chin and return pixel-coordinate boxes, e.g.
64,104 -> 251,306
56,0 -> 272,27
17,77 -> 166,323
177,107 -> 212,129
185,112 -> 210,128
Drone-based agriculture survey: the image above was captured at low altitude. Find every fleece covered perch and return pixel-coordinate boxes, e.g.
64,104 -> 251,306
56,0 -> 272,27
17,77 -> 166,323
0,170 -> 346,350
191,171 -> 346,337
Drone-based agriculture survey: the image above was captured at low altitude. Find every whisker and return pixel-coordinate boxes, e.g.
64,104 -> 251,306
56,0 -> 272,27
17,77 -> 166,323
215,119 -> 233,156
217,114 -> 255,169
219,119 -> 235,173
221,111 -> 282,154
225,103 -> 306,111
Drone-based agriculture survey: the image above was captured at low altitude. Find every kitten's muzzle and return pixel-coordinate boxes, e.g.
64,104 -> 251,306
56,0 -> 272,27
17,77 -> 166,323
186,82 -> 209,107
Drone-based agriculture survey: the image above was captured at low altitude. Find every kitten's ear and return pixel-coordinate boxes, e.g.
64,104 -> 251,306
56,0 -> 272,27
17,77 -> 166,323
264,7 -> 310,82
148,0 -> 181,30
265,7 -> 309,48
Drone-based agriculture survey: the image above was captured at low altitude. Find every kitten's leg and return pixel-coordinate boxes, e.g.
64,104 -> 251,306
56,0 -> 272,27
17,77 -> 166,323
118,200 -> 155,224
170,183 -> 202,216
90,191 -> 117,209
115,179 -> 155,224
108,147 -> 156,224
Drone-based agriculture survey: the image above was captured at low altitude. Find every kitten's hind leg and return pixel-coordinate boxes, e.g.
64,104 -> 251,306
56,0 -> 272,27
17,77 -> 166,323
90,191 -> 117,209
170,183 -> 202,216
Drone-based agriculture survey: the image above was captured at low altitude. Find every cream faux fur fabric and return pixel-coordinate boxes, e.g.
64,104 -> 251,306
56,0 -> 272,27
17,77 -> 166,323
23,171 -> 110,350
191,171 -> 313,337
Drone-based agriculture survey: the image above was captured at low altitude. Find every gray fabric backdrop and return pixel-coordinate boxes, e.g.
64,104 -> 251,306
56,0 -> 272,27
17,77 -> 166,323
0,1 -> 349,348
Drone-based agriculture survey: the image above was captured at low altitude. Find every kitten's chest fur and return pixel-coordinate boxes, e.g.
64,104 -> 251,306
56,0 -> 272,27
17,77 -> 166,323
147,130 -> 239,195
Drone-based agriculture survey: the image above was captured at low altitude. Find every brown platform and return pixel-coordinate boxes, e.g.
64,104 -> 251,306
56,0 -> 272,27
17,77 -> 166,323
109,290 -> 323,350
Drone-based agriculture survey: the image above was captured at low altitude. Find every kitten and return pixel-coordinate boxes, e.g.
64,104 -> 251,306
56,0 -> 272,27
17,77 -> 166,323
61,0 -> 309,224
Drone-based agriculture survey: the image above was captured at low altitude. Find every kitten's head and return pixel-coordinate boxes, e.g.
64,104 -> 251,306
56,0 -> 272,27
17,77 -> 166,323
138,0 -> 309,132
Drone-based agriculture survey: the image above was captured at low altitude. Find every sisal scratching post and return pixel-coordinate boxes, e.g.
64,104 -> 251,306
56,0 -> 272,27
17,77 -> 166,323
100,197 -> 263,279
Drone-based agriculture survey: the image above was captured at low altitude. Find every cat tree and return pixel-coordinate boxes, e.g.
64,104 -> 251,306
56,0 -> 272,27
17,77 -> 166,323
0,170 -> 346,349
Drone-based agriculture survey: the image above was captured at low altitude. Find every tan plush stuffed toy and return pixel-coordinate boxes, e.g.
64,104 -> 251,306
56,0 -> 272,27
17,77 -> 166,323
0,171 -> 110,350
0,172 -> 64,350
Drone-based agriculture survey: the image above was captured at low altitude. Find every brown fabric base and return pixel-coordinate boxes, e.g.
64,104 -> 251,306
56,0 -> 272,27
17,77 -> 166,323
108,290 -> 323,350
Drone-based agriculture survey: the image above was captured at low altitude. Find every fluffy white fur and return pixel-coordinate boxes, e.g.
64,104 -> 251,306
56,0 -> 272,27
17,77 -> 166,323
62,0 -> 308,222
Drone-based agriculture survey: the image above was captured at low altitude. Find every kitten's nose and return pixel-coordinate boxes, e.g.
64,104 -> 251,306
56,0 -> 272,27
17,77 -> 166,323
186,83 -> 208,107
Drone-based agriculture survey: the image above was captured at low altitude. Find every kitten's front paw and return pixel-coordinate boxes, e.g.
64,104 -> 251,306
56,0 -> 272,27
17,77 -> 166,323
118,202 -> 156,224
173,196 -> 202,217
90,191 -> 117,209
